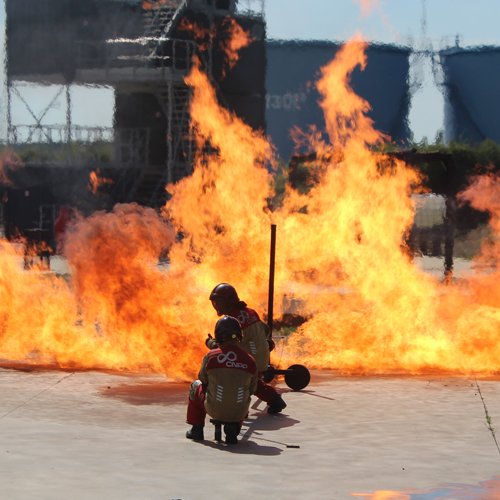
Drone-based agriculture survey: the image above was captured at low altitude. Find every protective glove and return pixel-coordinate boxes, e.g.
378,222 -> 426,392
205,333 -> 218,349
267,338 -> 276,352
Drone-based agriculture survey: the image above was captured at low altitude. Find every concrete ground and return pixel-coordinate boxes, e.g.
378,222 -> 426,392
1,367 -> 500,499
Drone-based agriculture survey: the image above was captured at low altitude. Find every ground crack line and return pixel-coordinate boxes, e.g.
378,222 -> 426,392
475,378 -> 500,456
0,372 -> 75,420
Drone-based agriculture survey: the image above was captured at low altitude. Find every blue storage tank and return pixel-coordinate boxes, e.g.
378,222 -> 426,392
440,46 -> 500,144
266,40 -> 412,161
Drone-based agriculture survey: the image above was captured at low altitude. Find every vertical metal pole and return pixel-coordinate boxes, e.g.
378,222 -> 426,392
4,0 -> 11,145
166,81 -> 173,184
66,83 -> 72,144
267,223 -> 276,333
444,195 -> 456,283
6,82 -> 11,144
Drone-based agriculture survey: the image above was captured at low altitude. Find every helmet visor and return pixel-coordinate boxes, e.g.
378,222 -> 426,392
211,299 -> 223,315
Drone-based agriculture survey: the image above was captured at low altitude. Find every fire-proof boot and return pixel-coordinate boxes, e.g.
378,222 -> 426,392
186,425 -> 204,441
224,423 -> 241,445
267,395 -> 287,414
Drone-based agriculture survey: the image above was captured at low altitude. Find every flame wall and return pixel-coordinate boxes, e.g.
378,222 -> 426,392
1,38 -> 499,381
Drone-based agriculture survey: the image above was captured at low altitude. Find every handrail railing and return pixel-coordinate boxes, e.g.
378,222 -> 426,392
75,37 -> 195,73
235,0 -> 264,17
7,126 -> 151,167
8,125 -> 114,145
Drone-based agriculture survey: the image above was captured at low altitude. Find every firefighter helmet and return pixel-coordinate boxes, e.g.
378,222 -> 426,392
209,283 -> 240,315
214,315 -> 243,344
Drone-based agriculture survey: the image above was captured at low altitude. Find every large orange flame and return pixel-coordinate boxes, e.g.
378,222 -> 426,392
164,58 -> 274,306
457,173 -> 500,308
1,36 -> 499,379
277,39 -> 500,374
0,204 -> 203,379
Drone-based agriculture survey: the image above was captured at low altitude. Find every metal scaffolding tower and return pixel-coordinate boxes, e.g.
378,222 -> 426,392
4,0 -> 232,207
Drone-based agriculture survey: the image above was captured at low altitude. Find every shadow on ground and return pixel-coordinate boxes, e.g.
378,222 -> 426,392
190,410 -> 302,456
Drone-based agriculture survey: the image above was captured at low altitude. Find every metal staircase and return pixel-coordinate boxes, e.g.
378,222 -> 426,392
166,84 -> 195,182
75,0 -> 190,72
143,1 -> 184,39
72,0 -> 225,208
142,0 -> 189,64
105,0 -> 197,207
128,81 -> 194,207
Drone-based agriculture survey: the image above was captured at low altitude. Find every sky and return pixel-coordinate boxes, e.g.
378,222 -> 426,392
265,0 -> 500,46
264,0 -> 500,142
2,0 -> 500,143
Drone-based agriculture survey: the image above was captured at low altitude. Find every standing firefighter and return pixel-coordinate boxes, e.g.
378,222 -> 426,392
186,315 -> 257,445
207,283 -> 287,414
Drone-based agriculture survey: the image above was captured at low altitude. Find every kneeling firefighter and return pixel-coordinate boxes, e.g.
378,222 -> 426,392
207,283 -> 287,414
186,315 -> 257,444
